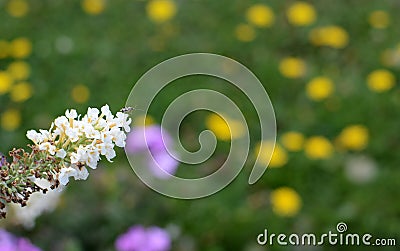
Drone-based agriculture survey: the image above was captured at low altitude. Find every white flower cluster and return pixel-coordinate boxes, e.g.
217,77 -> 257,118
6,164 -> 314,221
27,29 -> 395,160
26,105 -> 131,187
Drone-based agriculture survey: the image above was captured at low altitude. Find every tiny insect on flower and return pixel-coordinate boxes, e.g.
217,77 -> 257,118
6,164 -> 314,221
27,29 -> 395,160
120,106 -> 136,113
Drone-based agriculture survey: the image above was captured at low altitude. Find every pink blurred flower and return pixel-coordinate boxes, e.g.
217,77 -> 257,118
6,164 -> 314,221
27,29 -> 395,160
115,225 -> 171,251
0,229 -> 41,251
126,125 -> 179,179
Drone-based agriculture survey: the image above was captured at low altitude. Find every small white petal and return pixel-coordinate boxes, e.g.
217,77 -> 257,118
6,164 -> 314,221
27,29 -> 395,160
101,104 -> 113,120
59,167 -> 77,186
38,142 -> 56,155
74,167 -> 89,181
56,149 -> 67,159
26,130 -> 43,144
65,109 -> 78,119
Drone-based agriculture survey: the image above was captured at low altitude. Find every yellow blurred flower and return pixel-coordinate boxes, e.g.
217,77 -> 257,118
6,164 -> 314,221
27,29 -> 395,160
246,4 -> 274,28
7,0 -> 29,18
310,26 -> 349,49
10,37 -> 32,59
269,144 -> 288,167
280,131 -> 304,151
306,76 -> 334,101
235,24 -> 256,42
134,114 -> 155,127
279,57 -> 306,79
1,109 -> 21,131
7,61 -> 30,81
337,125 -> 369,151
205,113 -> 245,141
369,10 -> 390,29
304,136 -> 333,159
71,84 -> 90,103
146,0 -> 177,23
254,141 -> 273,165
366,69 -> 396,92
82,0 -> 106,15
255,141 -> 288,168
270,187 -> 302,217
10,82 -> 33,102
0,71 -> 13,95
0,40 -> 9,59
286,1 -> 316,26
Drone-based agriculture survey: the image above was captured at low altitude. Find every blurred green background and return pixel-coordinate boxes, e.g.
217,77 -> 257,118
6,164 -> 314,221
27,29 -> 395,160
0,0 -> 399,250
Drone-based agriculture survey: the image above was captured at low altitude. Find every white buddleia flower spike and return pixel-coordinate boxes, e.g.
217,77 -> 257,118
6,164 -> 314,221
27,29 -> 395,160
26,104 -> 131,185
1,104 -> 132,219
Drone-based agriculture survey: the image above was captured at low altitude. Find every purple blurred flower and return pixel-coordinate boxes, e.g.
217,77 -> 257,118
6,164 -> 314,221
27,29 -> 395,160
126,125 -> 179,179
115,225 -> 171,251
0,153 -> 7,167
0,229 -> 41,251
